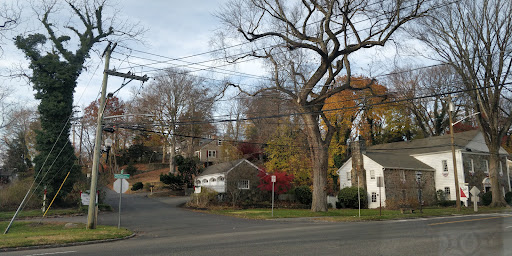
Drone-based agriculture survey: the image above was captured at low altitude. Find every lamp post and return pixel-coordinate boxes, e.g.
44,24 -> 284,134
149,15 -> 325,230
416,171 -> 423,213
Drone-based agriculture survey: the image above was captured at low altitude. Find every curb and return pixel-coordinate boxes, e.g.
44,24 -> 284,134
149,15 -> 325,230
0,232 -> 136,253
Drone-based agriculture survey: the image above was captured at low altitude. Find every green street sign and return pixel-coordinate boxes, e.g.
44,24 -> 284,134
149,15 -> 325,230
114,174 -> 130,179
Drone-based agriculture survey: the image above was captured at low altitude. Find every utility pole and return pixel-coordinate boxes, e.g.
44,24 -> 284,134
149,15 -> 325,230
87,43 -> 148,229
448,95 -> 462,212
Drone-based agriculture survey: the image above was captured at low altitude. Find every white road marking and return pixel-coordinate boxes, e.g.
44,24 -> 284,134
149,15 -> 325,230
25,251 -> 77,256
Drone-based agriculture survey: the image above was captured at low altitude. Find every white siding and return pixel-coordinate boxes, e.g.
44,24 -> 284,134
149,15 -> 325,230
413,151 -> 467,205
363,155 -> 386,209
338,159 -> 352,189
337,156 -> 386,208
195,174 -> 226,193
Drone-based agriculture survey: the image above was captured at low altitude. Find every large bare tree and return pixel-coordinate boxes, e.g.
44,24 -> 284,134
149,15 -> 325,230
217,0 -> 433,211
416,0 -> 512,206
135,68 -> 208,173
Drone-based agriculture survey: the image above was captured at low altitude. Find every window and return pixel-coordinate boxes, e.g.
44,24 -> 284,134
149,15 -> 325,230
196,180 -> 201,185
469,159 -> 475,175
499,161 -> 503,176
218,176 -> 225,182
238,180 -> 249,189
442,160 -> 448,172
371,192 -> 377,202
210,178 -> 216,183
484,160 -> 489,173
370,170 -> 375,180
217,140 -> 222,146
208,150 -> 217,158
347,172 -> 351,181
202,179 -> 208,184
444,187 -> 450,195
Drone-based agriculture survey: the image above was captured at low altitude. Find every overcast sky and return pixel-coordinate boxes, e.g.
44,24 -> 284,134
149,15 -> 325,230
0,0 -> 427,117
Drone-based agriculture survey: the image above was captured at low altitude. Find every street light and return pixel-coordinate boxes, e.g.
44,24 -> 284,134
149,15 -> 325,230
105,138 -> 113,164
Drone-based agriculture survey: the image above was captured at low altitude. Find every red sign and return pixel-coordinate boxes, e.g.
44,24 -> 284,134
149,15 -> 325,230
460,187 -> 467,198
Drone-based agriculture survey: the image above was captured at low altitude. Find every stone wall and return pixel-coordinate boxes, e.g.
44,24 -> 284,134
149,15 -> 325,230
383,168 -> 436,208
461,153 -> 509,196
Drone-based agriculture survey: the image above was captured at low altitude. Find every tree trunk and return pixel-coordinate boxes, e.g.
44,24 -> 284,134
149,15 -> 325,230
489,146 -> 507,207
169,131 -> 176,174
302,113 -> 329,212
162,142 -> 166,164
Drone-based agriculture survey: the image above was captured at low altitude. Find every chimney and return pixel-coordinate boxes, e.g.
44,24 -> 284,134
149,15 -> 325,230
351,137 -> 367,189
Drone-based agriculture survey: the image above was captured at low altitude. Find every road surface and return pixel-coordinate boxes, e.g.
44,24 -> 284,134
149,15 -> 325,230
3,189 -> 512,255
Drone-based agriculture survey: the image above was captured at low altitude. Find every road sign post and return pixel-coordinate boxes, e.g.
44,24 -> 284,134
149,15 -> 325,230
271,175 -> 276,217
114,169 -> 130,229
470,186 -> 481,212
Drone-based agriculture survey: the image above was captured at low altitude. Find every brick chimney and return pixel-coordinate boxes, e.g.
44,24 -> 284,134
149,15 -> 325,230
351,137 -> 367,190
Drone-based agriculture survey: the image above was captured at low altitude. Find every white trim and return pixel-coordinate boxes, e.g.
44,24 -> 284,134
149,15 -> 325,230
337,157 -> 353,175
238,180 -> 249,189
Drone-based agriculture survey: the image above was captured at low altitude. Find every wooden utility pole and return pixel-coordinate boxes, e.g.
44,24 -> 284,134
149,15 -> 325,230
87,43 -> 148,229
448,95 -> 462,212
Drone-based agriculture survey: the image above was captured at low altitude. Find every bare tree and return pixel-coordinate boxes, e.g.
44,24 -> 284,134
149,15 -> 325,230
135,68 -> 206,173
416,0 -> 512,207
0,1 -> 20,54
388,65 -> 467,138
217,0 -> 433,211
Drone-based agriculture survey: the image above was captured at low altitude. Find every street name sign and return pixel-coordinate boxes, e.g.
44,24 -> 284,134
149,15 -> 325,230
114,173 -> 130,179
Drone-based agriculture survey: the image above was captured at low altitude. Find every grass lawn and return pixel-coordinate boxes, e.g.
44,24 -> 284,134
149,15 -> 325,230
204,206 -> 511,221
0,208 -> 81,221
0,221 -> 132,249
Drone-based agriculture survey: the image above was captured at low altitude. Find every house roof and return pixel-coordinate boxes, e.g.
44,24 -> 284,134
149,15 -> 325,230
367,129 -> 481,155
198,159 -> 258,177
365,152 -> 434,171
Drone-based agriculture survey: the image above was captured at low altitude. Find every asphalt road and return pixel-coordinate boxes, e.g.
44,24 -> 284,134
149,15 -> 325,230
3,189 -> 512,256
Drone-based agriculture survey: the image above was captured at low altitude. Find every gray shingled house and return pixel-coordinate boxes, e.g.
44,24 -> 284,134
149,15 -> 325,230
194,159 -> 264,201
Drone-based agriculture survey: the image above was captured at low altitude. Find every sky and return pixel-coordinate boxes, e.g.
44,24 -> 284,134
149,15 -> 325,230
0,0 -> 429,120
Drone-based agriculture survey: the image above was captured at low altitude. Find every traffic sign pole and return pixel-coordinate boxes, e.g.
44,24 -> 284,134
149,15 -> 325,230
118,177 -> 122,229
271,175 -> 276,217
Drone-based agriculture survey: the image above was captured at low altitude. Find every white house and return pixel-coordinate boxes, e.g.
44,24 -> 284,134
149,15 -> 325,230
338,130 -> 510,208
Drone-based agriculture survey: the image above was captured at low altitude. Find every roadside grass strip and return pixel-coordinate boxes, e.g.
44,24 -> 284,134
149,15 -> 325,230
205,206 -> 511,221
0,221 -> 132,249
0,209 -> 81,221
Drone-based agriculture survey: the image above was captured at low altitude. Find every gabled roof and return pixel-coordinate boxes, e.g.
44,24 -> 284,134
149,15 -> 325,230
365,152 -> 434,171
367,129 -> 481,155
198,159 -> 259,177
